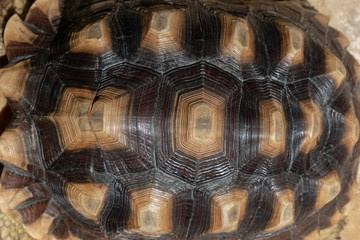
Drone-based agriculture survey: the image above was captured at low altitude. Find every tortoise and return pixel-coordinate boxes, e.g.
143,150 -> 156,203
0,0 -> 359,239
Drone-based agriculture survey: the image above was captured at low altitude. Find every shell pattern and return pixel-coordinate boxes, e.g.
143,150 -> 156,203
0,0 -> 360,239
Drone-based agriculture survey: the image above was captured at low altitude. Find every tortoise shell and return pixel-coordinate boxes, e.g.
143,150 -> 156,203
0,0 -> 360,239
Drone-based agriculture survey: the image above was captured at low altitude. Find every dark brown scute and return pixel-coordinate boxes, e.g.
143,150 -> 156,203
0,163 -> 3,178
0,102 -> 12,134
25,5 -> 54,33
292,212 -> 319,239
108,4 -> 143,60
0,167 -> 37,189
184,2 -> 221,57
157,62 -> 241,183
0,55 -> 8,67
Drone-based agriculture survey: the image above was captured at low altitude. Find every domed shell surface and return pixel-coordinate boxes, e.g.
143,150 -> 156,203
0,0 -> 360,239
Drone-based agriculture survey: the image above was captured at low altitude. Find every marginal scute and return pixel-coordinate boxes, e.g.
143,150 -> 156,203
3,0 -> 64,62
313,14 -> 330,32
0,59 -> 31,101
357,157 -> 360,184
299,100 -> 322,154
314,171 -> 341,211
319,203 -> 343,230
331,29 -> 350,55
353,61 -> 360,83
25,213 -> 55,239
266,189 -> 294,231
70,18 -> 113,55
208,188 -> 248,234
0,178 -> 53,239
8,186 -> 34,210
259,99 -> 286,157
303,12 -> 329,42
0,186 -> 21,214
66,182 -> 108,221
0,91 -> 12,134
127,187 -> 173,236
25,0 -> 62,32
0,127 -> 29,170
324,49 -> 347,89
219,14 -> 254,63
172,88 -> 226,159
327,209 -> 343,227
277,22 -> 304,66
68,233 -> 83,240
342,105 -> 360,153
0,91 -> 8,113
303,229 -> 320,240
141,9 -> 184,53
4,15 -> 41,61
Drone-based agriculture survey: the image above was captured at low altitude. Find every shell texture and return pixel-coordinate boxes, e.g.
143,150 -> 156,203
0,0 -> 359,239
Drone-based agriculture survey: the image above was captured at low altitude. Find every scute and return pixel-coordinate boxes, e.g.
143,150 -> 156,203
0,0 -> 359,240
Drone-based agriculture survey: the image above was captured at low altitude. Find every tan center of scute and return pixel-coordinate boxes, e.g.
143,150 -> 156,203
219,14 -> 255,63
266,189 -> 295,231
51,88 -> 97,151
127,187 -> 173,236
259,99 -> 287,157
66,182 -> 108,222
151,12 -> 172,32
141,9 -> 184,53
52,87 -> 130,152
208,188 -> 248,234
192,104 -> 214,141
314,171 -> 341,211
300,100 -> 323,154
69,18 -> 112,55
0,127 -> 28,170
173,88 -> 226,159
0,59 -> 31,102
342,105 -> 360,153
325,50 -> 347,89
277,22 -> 305,66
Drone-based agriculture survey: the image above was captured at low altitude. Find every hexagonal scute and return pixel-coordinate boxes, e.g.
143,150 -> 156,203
342,104 -> 360,153
157,63 -> 241,183
314,171 -> 341,211
69,18 -> 113,55
277,21 -> 305,66
259,98 -> 287,158
42,63 -> 160,174
173,88 -> 226,159
140,8 -> 185,54
238,80 -> 291,175
218,14 -> 255,64
66,182 -> 108,222
51,87 -> 98,151
299,99 -> 323,154
266,189 -> 295,231
208,188 -> 248,234
126,187 -> 174,236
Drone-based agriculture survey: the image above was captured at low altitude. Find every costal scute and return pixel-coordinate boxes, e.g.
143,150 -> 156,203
0,0 -> 359,239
